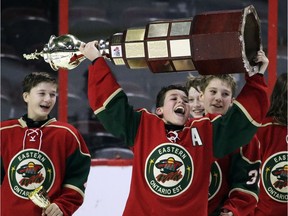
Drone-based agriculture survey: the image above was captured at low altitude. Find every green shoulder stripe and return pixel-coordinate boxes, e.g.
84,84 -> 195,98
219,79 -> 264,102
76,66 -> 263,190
96,90 -> 142,147
213,104 -> 258,158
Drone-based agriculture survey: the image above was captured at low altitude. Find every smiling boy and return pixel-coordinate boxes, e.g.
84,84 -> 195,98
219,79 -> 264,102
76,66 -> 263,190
199,73 -> 265,216
80,41 -> 268,216
1,72 -> 91,216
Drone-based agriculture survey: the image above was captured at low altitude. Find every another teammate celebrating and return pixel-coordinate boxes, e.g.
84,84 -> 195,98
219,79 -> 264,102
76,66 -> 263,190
80,41 -> 268,216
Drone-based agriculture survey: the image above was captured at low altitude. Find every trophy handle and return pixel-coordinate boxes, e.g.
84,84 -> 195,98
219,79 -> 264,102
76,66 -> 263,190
23,51 -> 44,60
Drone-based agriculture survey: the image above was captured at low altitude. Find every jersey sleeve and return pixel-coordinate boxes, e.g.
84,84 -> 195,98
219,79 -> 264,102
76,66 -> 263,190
53,127 -> 91,215
53,187 -> 85,215
212,73 -> 268,158
222,136 -> 261,215
222,190 -> 258,216
1,157 -> 5,184
87,57 -> 142,147
0,132 -> 4,185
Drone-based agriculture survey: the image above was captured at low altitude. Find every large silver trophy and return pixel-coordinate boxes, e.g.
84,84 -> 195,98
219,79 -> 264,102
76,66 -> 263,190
23,34 -> 109,71
23,5 -> 261,75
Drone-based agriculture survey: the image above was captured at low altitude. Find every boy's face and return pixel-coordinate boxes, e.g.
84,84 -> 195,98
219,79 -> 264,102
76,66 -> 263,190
23,82 -> 57,121
156,89 -> 190,126
188,86 -> 204,118
200,78 -> 233,115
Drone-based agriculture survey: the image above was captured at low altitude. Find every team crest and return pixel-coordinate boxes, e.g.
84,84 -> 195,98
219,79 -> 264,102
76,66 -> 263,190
8,149 -> 55,199
261,151 -> 288,203
208,162 -> 222,200
145,143 -> 193,197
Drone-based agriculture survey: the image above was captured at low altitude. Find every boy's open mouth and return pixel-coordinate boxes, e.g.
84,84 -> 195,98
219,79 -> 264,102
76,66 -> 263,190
174,106 -> 185,115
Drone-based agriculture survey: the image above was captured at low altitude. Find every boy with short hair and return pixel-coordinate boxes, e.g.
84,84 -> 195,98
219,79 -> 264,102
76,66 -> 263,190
80,41 -> 268,216
1,72 -> 91,216
199,73 -> 263,216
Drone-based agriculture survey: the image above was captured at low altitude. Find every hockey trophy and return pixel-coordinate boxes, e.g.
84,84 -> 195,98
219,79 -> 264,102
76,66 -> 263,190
28,186 -> 51,209
23,5 -> 261,75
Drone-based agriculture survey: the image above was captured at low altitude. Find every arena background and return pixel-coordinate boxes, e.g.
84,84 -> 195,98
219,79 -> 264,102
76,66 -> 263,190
1,0 -> 287,215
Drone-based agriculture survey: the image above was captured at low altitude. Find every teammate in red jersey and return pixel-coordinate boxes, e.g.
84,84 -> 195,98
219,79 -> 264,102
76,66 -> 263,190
79,41 -> 268,216
0,72 -> 91,216
252,72 -> 287,216
198,73 -> 266,216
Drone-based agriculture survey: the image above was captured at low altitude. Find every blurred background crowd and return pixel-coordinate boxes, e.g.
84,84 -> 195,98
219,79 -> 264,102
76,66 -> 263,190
1,0 -> 287,159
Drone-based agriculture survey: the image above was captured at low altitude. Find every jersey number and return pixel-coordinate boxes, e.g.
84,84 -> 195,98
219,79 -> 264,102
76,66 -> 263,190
247,169 -> 258,185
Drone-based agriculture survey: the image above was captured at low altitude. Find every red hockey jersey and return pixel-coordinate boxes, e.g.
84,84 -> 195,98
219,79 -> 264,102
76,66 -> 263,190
208,135 -> 261,216
87,57 -> 268,216
0,118 -> 91,216
253,117 -> 288,216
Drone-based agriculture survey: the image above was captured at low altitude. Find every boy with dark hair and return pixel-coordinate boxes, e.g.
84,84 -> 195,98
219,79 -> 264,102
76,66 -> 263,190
1,72 -> 91,216
79,41 -> 269,216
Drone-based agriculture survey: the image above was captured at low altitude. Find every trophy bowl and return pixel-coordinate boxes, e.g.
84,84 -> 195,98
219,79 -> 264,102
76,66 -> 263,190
23,34 -> 110,71
23,34 -> 86,71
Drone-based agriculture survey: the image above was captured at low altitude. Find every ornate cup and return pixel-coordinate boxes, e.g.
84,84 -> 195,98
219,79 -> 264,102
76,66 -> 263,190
23,34 -> 83,71
23,5 -> 261,75
28,186 -> 51,209
23,34 -> 109,71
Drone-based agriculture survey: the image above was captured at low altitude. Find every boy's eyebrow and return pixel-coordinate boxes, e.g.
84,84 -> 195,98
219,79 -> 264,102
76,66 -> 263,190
207,86 -> 232,93
36,89 -> 57,93
168,93 -> 179,96
206,86 -> 217,90
168,93 -> 187,97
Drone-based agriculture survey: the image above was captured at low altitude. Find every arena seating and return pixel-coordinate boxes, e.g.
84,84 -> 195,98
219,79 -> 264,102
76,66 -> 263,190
1,0 -> 286,125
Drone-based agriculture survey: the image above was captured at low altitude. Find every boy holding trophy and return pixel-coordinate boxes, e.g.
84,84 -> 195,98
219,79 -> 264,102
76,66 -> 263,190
1,72 -> 91,216
78,41 -> 269,215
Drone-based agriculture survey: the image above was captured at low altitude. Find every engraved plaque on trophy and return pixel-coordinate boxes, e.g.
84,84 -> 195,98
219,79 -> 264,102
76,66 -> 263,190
144,19 -> 196,73
23,5 -> 261,75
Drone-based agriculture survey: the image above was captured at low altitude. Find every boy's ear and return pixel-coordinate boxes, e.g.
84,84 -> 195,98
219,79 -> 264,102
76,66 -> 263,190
23,92 -> 29,103
156,107 -> 163,116
230,97 -> 235,107
199,91 -> 204,101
